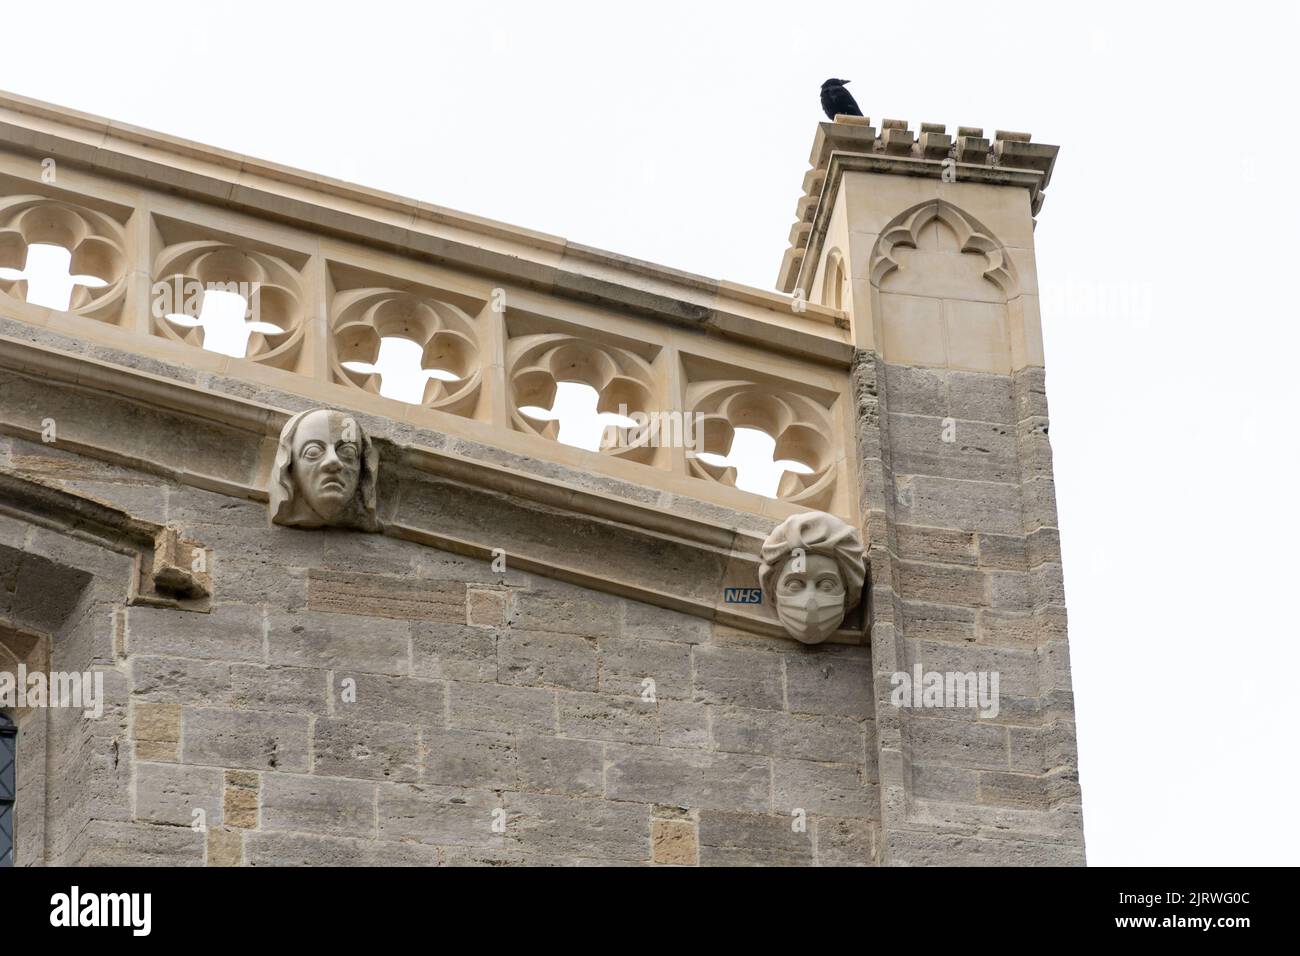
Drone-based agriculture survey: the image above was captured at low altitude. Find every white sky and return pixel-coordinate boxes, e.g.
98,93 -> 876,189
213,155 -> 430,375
2,0 -> 1297,865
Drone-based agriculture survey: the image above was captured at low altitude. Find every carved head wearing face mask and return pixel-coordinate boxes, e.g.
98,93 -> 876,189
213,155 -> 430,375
759,512 -> 866,644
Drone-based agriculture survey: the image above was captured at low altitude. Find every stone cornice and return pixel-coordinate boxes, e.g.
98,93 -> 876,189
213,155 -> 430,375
0,334 -> 866,643
0,90 -> 849,363
0,471 -> 211,612
777,118 -> 1059,293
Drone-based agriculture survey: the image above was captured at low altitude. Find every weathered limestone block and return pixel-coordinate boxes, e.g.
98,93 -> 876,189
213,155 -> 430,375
698,810 -> 813,866
692,645 -> 784,709
76,820 -> 205,867
131,655 -> 232,706
651,817 -> 699,865
509,588 -> 622,638
622,601 -> 711,644
127,604 -> 264,663
656,701 -> 710,749
329,672 -> 444,726
131,701 -> 180,763
887,412 -> 1018,483
604,743 -> 770,812
711,706 -> 867,764
376,782 -> 502,848
905,714 -> 1009,770
498,630 -> 599,691
557,690 -> 657,744
261,773 -> 377,838
207,827 -> 243,867
898,560 -> 987,606
412,622 -> 498,682
421,728 -> 517,790
894,475 -> 1023,535
223,771 -> 260,829
596,636 -> 692,700
506,792 -> 649,863
266,609 -> 411,675
912,763 -> 980,802
446,682 -> 555,735
783,655 -> 872,720
181,707 -> 311,773
517,735 -> 604,797
313,718 -> 421,782
772,758 -> 876,817
896,524 -> 978,566
134,761 -> 223,828
243,831 -> 441,867
814,817 -> 876,866
307,568 -> 464,621
886,829 -> 1084,867
466,587 -> 509,627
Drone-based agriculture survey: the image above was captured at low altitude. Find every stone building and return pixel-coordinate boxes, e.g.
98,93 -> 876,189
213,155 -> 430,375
0,92 -> 1082,866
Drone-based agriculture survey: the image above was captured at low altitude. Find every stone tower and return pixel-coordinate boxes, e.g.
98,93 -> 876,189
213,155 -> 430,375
778,117 -> 1082,863
0,93 -> 1080,866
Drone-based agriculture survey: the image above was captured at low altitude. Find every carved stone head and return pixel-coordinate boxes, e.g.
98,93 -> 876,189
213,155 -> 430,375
759,511 -> 866,644
269,409 -> 379,531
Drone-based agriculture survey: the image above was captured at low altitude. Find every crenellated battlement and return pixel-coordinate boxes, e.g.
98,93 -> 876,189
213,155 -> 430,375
778,117 -> 1059,294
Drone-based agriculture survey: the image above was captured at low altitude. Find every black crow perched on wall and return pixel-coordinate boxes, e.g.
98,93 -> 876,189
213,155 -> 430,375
820,78 -> 862,120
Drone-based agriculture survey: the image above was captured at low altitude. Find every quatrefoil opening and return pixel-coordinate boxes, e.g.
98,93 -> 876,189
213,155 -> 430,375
331,288 -> 482,417
152,240 -> 306,367
0,196 -> 129,322
687,380 -> 837,508
508,334 -> 657,464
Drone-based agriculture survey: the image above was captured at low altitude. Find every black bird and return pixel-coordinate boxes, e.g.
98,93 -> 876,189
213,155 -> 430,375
820,78 -> 862,120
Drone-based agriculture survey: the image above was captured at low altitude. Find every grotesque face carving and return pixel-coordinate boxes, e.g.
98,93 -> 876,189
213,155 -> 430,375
269,409 -> 379,530
759,511 -> 866,644
775,552 -> 848,644
293,411 -> 361,522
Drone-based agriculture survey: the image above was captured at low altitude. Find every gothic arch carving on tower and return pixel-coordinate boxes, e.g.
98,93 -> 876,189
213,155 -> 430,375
869,200 -> 1018,296
821,247 -> 846,310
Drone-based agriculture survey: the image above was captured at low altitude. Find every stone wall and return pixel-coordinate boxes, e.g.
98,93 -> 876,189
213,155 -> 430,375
1,432 -> 878,866
0,98 -> 1082,866
852,350 -> 1083,864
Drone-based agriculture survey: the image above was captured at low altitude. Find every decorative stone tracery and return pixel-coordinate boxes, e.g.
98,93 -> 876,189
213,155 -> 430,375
330,287 -> 482,417
0,196 -> 129,324
151,239 -> 307,368
685,377 -> 838,510
869,200 -> 1018,295
507,333 -> 658,464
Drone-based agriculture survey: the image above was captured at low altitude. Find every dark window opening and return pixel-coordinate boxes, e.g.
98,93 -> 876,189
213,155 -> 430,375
0,711 -> 14,867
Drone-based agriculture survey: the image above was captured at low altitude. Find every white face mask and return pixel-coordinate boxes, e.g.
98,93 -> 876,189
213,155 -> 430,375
775,554 -> 846,644
776,591 -> 846,643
